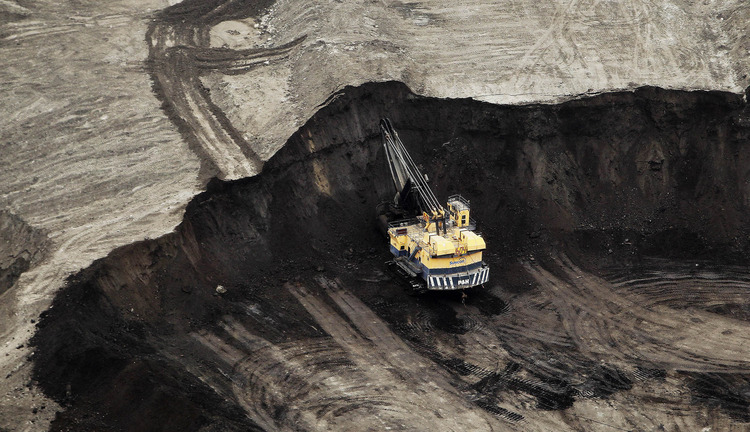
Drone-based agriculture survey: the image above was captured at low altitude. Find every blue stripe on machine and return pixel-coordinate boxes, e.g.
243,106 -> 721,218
390,245 -> 408,257
422,261 -> 483,276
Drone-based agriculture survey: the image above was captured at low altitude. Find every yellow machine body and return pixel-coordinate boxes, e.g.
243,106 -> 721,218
388,195 -> 489,290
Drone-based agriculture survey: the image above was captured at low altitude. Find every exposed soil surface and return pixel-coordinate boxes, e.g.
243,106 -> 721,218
31,82 -> 750,431
0,211 -> 48,297
4,0 -> 750,430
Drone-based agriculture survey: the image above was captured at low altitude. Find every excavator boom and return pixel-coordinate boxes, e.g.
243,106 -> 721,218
380,119 -> 444,217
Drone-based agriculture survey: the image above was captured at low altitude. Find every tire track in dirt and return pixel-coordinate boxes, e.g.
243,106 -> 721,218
146,2 -> 304,180
287,277 -> 498,431
605,263 -> 750,312
0,13 -> 135,42
526,255 -> 750,373
512,0 -> 580,91
188,278 -> 499,431
192,319 -> 381,431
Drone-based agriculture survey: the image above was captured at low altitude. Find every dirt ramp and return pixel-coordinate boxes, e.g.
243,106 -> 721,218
31,82 -> 750,431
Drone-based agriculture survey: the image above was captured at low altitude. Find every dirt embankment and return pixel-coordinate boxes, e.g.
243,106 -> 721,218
0,210 -> 48,297
31,82 -> 750,431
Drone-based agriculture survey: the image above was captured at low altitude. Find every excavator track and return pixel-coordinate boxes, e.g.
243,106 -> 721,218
386,261 -> 428,294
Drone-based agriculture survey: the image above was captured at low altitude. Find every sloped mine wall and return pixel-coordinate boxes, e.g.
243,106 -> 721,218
31,82 -> 750,430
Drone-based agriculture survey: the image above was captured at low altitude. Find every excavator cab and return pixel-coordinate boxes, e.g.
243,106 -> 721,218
447,195 -> 473,229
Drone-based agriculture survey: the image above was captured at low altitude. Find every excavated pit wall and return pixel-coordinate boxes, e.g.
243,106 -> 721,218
0,210 -> 48,296
32,82 -> 750,430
